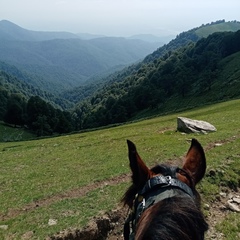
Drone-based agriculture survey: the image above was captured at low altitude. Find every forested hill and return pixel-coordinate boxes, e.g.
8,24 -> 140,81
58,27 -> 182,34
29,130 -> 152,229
72,29 -> 240,129
0,69 -> 73,115
1,20 -> 240,137
144,20 -> 240,62
0,20 -> 161,93
62,20 -> 240,104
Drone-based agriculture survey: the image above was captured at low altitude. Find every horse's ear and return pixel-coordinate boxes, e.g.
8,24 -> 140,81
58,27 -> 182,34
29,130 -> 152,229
127,140 -> 152,189
183,139 -> 206,185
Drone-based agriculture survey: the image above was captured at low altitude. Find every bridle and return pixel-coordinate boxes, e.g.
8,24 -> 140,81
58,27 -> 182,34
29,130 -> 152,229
124,166 -> 195,240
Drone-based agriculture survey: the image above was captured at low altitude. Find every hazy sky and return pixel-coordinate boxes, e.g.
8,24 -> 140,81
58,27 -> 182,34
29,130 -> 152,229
1,0 -> 240,37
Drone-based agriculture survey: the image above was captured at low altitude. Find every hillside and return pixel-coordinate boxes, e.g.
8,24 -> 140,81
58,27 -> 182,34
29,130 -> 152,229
195,20 -> 240,37
72,29 -> 240,129
0,20 -> 161,93
0,20 -> 79,41
0,69 -> 73,114
1,99 -> 240,239
62,20 -> 240,105
1,20 -> 239,102
144,20 -> 240,63
1,20 -> 240,136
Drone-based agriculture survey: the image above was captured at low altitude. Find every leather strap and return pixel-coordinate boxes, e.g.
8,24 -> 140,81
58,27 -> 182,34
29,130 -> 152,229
139,175 -> 194,197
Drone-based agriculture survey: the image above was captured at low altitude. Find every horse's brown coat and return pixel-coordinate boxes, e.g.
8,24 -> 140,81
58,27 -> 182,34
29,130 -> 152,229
123,139 -> 208,240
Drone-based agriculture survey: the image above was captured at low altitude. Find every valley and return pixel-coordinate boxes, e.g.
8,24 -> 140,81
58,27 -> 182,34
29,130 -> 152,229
0,3 -> 240,240
1,20 -> 240,138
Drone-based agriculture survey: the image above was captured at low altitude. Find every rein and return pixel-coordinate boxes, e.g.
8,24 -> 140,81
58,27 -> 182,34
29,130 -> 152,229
124,167 -> 195,240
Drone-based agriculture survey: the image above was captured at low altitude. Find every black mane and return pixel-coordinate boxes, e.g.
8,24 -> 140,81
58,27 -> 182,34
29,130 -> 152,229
141,195 -> 208,240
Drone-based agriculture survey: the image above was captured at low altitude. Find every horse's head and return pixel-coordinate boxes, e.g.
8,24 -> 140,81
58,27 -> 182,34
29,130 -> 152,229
123,139 -> 208,240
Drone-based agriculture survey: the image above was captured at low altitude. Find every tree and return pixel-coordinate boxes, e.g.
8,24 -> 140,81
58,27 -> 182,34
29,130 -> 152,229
55,110 -> 73,133
27,96 -> 48,125
32,115 -> 52,136
4,94 -> 26,126
0,87 -> 9,120
27,96 -> 57,133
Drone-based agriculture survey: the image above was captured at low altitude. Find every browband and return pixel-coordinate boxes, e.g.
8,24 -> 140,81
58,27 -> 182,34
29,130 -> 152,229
124,172 -> 195,240
139,175 -> 194,197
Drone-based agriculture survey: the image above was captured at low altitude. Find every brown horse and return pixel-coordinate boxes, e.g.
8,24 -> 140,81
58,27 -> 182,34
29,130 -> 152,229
123,139 -> 208,240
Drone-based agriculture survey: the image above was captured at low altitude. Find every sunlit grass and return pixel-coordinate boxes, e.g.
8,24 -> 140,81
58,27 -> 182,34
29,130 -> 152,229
216,213 -> 240,239
1,182 -> 128,239
0,99 -> 240,239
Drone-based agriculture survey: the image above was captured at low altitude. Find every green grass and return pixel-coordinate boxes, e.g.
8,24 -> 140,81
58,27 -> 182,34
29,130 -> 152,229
216,213 -> 240,239
0,122 -> 35,142
195,22 -> 240,38
1,183 -> 128,239
0,99 -> 240,239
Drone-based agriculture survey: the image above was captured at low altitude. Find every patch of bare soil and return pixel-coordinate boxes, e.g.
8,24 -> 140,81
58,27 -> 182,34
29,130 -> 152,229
47,207 -> 127,240
48,188 -> 240,240
204,135 -> 239,151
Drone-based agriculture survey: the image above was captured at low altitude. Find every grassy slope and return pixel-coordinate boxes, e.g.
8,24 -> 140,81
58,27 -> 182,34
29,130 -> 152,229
216,51 -> 240,99
0,99 -> 240,239
195,22 -> 240,38
0,122 -> 35,142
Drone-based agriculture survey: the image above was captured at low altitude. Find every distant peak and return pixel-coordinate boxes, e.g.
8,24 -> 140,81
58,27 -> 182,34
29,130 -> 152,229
0,19 -> 10,22
1,19 -> 17,25
0,19 -> 23,29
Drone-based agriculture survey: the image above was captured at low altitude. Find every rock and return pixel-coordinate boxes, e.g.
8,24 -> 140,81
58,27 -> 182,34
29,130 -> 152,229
177,117 -> 217,134
48,219 -> 58,226
233,197 -> 240,204
0,225 -> 8,230
21,231 -> 34,239
228,193 -> 234,199
227,200 -> 240,212
214,143 -> 223,147
219,192 -> 227,198
204,203 -> 210,210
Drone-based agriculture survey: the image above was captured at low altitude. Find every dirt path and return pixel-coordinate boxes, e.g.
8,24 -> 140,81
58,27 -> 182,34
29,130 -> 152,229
0,173 -> 130,221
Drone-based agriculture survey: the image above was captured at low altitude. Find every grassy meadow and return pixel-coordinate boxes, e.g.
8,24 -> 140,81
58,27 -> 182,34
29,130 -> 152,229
0,99 -> 240,239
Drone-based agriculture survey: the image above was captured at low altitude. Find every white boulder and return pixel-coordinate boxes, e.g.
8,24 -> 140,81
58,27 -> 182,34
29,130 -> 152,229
177,117 -> 217,134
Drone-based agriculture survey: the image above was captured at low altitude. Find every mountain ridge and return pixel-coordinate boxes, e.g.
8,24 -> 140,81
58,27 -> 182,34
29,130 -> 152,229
0,20 -> 161,93
0,20 -> 79,41
70,26 -> 240,129
1,20 -> 240,135
60,20 -> 240,107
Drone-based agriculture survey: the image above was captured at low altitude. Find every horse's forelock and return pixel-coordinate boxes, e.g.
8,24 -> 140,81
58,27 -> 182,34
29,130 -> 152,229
136,196 -> 208,240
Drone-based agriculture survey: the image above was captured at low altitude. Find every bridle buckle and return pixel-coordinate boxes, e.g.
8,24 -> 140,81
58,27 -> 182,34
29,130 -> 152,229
165,176 -> 172,185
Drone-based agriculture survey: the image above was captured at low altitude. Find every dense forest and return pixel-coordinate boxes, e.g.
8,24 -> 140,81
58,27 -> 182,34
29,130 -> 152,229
72,30 -> 240,129
1,21 -> 240,137
0,71 -> 74,136
61,20 -> 240,104
0,88 -> 73,136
